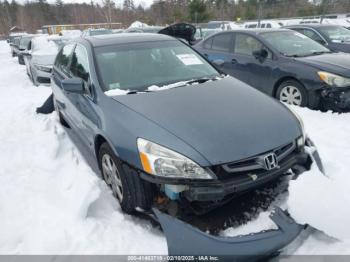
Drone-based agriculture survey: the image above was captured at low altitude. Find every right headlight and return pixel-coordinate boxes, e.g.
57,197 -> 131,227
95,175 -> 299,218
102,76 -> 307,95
318,71 -> 350,88
289,108 -> 306,147
137,138 -> 213,180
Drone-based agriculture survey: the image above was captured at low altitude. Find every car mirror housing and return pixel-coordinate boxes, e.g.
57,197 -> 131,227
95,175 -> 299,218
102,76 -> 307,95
61,78 -> 84,94
253,49 -> 268,62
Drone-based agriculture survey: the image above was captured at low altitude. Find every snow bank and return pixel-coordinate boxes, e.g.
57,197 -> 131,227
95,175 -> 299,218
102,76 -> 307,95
129,21 -> 149,29
286,106 -> 350,254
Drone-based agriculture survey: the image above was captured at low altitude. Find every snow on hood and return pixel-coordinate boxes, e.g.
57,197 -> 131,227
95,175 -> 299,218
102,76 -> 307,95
32,36 -> 59,56
104,89 -> 130,96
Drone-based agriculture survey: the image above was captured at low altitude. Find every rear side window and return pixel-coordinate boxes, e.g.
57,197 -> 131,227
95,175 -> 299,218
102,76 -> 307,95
211,33 -> 231,52
203,38 -> 213,49
55,44 -> 75,75
70,45 -> 90,82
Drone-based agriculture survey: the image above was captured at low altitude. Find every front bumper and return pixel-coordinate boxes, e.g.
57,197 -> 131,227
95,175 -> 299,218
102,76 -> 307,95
320,87 -> 350,112
140,150 -> 311,202
154,206 -> 304,260
184,151 -> 310,202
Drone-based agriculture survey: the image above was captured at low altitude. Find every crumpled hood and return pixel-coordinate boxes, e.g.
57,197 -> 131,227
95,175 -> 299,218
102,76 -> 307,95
296,53 -> 350,77
112,77 -> 301,166
31,53 -> 56,66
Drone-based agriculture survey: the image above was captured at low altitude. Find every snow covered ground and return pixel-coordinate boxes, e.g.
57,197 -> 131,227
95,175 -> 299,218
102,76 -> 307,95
0,40 -> 350,255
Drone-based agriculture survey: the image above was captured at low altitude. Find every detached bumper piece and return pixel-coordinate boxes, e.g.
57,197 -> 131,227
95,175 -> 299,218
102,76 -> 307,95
154,207 -> 303,261
321,88 -> 350,112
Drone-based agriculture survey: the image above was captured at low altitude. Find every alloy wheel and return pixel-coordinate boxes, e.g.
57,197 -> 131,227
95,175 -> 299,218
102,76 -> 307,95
279,85 -> 302,106
101,154 -> 123,202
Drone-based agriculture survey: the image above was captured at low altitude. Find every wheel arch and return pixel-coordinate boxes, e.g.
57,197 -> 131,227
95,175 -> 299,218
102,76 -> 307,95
273,76 -> 303,98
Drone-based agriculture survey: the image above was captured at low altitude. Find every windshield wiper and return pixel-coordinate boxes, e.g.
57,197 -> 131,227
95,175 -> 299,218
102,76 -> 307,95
309,51 -> 332,56
185,76 -> 219,85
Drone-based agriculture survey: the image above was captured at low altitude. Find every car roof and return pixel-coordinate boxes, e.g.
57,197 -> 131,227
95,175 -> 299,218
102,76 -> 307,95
84,33 -> 175,47
284,24 -> 341,29
214,28 -> 291,35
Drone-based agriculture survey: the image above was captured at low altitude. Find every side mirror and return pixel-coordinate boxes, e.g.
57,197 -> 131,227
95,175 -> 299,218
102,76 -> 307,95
6,39 -> 9,43
213,59 -> 225,66
253,49 -> 268,62
61,78 -> 84,93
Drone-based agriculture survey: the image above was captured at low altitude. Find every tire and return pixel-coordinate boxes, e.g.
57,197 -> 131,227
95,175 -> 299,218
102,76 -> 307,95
98,142 -> 154,213
276,80 -> 308,107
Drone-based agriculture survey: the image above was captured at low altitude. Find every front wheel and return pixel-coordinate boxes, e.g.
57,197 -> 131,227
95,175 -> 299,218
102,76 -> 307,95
276,80 -> 308,107
98,142 -> 154,213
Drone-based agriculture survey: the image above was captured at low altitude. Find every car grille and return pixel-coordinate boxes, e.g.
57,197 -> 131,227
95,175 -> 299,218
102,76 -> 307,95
212,141 -> 296,181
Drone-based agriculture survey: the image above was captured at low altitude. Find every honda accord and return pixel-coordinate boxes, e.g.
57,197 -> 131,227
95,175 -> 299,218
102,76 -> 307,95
52,33 -> 320,215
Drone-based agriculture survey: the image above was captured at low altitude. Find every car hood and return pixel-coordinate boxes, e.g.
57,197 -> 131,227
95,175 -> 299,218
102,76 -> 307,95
31,53 -> 56,66
295,53 -> 350,77
111,77 -> 301,166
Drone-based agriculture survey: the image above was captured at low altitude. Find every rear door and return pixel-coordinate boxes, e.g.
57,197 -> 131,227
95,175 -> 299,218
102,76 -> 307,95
198,32 -> 235,75
230,32 -> 276,94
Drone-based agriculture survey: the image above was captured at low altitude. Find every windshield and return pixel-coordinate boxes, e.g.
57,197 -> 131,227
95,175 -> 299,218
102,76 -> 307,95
319,26 -> 350,42
260,31 -> 330,57
19,37 -> 31,49
208,22 -> 223,29
95,40 -> 219,92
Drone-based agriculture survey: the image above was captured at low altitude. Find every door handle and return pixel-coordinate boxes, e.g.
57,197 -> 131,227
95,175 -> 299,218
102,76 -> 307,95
231,58 -> 238,64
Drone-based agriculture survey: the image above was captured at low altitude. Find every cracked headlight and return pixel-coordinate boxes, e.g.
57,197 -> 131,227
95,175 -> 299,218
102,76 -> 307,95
137,138 -> 213,179
318,71 -> 350,87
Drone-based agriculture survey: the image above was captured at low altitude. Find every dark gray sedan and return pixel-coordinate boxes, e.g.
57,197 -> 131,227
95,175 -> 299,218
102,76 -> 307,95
52,33 -> 316,215
194,29 -> 350,111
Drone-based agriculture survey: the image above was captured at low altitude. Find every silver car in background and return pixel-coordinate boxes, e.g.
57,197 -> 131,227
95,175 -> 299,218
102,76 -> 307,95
23,35 -> 61,86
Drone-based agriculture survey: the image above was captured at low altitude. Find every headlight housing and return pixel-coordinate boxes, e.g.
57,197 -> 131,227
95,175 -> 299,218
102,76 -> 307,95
34,64 -> 52,73
289,108 -> 306,146
318,71 -> 350,88
137,138 -> 213,179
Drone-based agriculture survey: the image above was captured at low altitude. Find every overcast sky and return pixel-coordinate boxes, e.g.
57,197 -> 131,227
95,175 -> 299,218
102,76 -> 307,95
17,0 -> 155,8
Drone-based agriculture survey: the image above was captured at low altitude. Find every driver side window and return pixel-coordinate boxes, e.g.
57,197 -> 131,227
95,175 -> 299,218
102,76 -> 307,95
70,45 -> 90,82
234,34 -> 271,58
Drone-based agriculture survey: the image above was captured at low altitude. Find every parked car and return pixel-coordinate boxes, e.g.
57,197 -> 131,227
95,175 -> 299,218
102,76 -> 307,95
125,26 -> 164,33
23,35 -> 60,86
52,33 -> 314,216
194,29 -> 350,111
10,36 -> 22,57
195,28 -> 222,42
17,35 -> 33,65
207,21 -> 240,30
284,24 -> 350,53
244,20 -> 283,29
81,28 -> 113,37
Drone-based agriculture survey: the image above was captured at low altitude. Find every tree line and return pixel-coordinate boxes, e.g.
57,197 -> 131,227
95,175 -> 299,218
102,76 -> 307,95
1,0 -> 350,35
